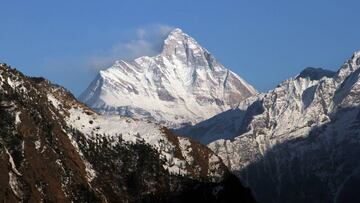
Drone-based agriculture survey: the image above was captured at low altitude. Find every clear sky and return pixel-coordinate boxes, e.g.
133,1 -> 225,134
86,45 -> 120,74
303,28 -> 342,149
1,0 -> 360,96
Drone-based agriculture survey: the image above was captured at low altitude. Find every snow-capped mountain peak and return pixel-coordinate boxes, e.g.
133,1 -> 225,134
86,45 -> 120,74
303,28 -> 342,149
80,28 -> 257,128
162,28 -> 204,58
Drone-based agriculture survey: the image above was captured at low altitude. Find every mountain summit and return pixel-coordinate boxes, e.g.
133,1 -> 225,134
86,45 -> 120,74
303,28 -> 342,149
79,28 -> 257,128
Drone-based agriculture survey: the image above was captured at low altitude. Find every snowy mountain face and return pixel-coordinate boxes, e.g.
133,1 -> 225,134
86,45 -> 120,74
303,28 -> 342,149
192,51 -> 360,203
79,28 -> 256,128
0,64 -> 256,202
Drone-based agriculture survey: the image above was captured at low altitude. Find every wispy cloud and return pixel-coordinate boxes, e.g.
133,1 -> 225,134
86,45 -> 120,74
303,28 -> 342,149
37,24 -> 175,96
88,24 -> 174,70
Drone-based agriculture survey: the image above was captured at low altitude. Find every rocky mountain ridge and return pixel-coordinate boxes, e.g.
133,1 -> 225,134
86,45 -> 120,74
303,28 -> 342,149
182,51 -> 360,203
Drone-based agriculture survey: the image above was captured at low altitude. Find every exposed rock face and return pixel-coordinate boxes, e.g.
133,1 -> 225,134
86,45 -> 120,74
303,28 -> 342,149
0,64 -> 256,202
180,51 -> 360,203
79,28 -> 256,128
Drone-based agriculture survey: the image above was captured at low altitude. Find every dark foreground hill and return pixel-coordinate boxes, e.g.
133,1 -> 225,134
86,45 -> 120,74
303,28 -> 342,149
0,64 -> 256,203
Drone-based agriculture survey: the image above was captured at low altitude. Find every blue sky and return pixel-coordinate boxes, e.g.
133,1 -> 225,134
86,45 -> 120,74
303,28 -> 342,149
1,0 -> 360,95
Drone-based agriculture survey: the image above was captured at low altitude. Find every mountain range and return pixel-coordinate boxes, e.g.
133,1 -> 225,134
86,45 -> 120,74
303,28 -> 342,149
2,26 -> 360,203
81,28 -> 360,202
201,52 -> 360,203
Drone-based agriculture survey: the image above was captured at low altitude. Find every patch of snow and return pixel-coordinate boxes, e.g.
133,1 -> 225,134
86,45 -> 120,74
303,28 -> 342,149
84,160 -> 97,182
47,94 -> 61,109
15,111 -> 21,125
9,171 -> 23,199
35,183 -> 45,203
34,140 -> 41,150
0,73 -> 4,88
6,76 -> 25,92
207,154 -> 224,180
7,77 -> 16,88
5,148 -> 22,176
178,137 -> 194,164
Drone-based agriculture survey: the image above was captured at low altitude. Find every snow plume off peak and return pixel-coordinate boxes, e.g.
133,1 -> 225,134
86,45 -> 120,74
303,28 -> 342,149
88,24 -> 174,70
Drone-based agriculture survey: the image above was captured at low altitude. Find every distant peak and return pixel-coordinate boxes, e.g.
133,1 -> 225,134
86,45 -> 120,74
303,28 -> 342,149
296,67 -> 336,80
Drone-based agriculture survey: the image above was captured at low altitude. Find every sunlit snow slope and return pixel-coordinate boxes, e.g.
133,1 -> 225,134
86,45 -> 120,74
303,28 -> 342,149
79,28 -> 256,128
